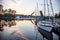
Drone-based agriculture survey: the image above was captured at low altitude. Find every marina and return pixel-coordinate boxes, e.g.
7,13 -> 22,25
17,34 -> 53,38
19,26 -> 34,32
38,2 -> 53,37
0,0 -> 60,40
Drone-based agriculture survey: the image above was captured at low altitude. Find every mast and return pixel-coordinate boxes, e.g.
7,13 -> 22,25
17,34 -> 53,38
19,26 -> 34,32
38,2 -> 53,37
50,0 -> 55,23
37,0 -> 39,12
44,0 -> 46,18
35,0 -> 39,18
36,0 -> 39,16
46,0 -> 50,20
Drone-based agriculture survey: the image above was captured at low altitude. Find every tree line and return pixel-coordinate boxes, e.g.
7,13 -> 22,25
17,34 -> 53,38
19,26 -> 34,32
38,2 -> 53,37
55,12 -> 60,18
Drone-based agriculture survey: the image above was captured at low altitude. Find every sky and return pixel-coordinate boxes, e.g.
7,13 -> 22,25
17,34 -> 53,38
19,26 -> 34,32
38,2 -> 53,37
0,0 -> 60,16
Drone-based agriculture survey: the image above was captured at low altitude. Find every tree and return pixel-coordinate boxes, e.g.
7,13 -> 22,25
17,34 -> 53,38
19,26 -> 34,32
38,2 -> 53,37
58,12 -> 60,18
55,13 -> 57,18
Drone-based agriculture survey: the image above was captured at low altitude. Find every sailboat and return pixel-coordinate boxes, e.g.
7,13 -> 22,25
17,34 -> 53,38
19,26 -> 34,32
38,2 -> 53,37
38,0 -> 53,27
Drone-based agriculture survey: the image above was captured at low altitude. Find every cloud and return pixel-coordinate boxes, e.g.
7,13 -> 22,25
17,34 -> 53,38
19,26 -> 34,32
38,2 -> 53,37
2,0 -> 35,15
11,0 -> 25,4
0,0 -> 2,2
0,0 -> 3,4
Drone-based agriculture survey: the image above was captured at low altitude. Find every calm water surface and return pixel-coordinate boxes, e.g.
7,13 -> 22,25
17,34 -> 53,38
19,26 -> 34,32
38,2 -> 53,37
0,20 -> 59,40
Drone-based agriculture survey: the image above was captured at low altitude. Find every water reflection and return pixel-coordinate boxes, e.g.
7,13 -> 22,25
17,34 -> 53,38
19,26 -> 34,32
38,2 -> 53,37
38,27 -> 53,40
0,20 -> 29,40
0,20 -> 16,31
0,20 -> 59,40
0,20 -> 37,40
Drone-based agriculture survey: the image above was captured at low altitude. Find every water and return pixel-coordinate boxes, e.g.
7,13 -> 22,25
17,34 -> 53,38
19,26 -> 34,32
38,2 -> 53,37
0,20 -> 59,40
